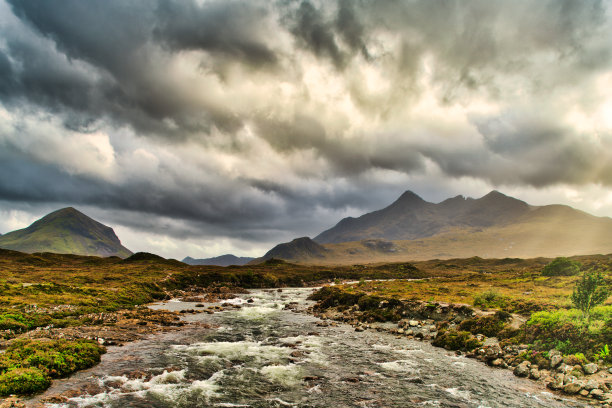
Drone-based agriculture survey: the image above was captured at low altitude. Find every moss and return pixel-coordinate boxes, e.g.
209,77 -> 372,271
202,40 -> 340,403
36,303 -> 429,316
0,339 -> 105,395
432,329 -> 483,351
0,368 -> 50,396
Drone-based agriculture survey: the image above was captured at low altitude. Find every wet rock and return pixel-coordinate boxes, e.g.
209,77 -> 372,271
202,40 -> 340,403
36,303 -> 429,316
584,379 -> 600,391
490,358 -> 505,368
547,373 -> 565,390
514,361 -> 531,377
529,368 -> 541,380
563,382 -> 582,394
590,388 -> 605,400
550,355 -> 563,369
247,299 -> 254,303
355,326 -> 364,332
583,363 -> 599,375
0,397 -> 25,408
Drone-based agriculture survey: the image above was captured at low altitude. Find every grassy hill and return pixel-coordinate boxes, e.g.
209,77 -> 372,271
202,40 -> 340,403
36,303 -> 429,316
0,207 -> 132,258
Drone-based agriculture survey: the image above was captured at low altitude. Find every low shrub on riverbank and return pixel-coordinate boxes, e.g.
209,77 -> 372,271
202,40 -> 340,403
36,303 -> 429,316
525,306 -> 612,359
432,330 -> 482,351
0,339 -> 105,396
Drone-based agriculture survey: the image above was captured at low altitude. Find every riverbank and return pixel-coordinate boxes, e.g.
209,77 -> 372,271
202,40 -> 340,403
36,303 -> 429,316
307,284 -> 612,406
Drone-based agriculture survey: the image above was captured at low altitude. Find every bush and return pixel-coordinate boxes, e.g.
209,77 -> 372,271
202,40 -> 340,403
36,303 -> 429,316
0,368 -> 50,396
542,257 -> 581,277
432,330 -> 483,351
458,310 -> 513,338
571,269 -> 610,321
473,290 -> 508,309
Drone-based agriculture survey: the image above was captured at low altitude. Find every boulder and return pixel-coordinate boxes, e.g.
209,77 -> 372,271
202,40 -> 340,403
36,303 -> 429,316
584,379 -> 600,391
590,388 -> 605,400
409,320 -> 419,327
514,361 -> 531,377
583,363 -> 599,375
547,373 -> 565,390
563,382 -> 582,395
529,368 -> 541,380
550,355 -> 563,368
491,358 -> 505,367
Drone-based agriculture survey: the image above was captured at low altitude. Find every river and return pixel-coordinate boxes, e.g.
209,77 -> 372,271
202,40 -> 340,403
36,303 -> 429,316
34,288 -> 589,408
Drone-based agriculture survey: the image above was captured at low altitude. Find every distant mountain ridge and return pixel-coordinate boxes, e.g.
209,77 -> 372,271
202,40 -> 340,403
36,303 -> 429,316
315,190 -> 531,244
0,207 -> 132,258
258,190 -> 612,264
182,254 -> 254,266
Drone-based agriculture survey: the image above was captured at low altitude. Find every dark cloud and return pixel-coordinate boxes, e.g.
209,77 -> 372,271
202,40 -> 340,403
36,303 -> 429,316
1,0 -> 612,257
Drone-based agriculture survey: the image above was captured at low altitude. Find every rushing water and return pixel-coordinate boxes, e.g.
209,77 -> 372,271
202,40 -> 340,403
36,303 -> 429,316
35,288 -> 589,408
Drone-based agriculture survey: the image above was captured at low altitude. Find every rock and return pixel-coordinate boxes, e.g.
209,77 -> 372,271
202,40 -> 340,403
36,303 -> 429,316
580,389 -> 590,397
514,361 -> 531,377
590,388 -> 605,400
0,397 -> 25,408
529,368 -> 541,380
491,358 -> 505,367
557,364 -> 573,374
397,328 -> 404,334
550,355 -> 563,368
584,363 -> 599,375
409,320 -> 419,327
563,382 -> 582,394
355,326 -> 364,332
584,379 -> 600,391
547,373 -> 565,390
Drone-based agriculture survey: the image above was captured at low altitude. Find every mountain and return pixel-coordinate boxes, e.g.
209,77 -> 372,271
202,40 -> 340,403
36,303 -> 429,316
263,190 -> 612,264
252,237 -> 328,264
315,190 -> 530,244
182,254 -> 254,266
0,207 -> 132,258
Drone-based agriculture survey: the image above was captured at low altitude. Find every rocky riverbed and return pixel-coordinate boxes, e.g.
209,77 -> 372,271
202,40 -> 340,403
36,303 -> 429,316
308,286 -> 612,406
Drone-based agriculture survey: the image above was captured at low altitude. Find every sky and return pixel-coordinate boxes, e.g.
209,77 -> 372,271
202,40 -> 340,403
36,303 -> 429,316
1,0 -> 612,260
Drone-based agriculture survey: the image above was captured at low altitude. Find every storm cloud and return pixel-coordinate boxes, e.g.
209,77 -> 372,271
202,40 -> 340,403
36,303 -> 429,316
1,0 -> 612,258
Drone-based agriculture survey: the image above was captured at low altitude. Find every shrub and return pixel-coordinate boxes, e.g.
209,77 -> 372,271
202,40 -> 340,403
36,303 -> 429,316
542,257 -> 581,277
0,368 -> 50,396
473,290 -> 508,309
572,269 -> 610,321
432,330 -> 483,351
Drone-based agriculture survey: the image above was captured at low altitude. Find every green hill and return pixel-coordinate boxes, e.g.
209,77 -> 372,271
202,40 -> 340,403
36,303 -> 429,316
0,207 -> 132,258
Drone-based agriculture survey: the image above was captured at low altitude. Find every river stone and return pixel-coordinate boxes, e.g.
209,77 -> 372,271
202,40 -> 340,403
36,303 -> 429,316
397,328 -> 404,334
409,320 -> 419,327
583,363 -> 599,375
529,368 -> 541,380
590,388 -> 605,400
491,358 -> 504,367
564,382 -> 582,394
547,373 -> 565,390
514,361 -> 531,377
550,355 -> 563,368
584,379 -> 600,391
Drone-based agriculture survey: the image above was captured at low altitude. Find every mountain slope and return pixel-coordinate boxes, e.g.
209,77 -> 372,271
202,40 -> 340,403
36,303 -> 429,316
0,207 -> 132,258
182,254 -> 254,266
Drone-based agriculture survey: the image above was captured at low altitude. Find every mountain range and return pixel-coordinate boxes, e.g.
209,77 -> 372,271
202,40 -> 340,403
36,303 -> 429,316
257,190 -> 612,264
0,207 -> 132,258
182,254 -> 254,266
